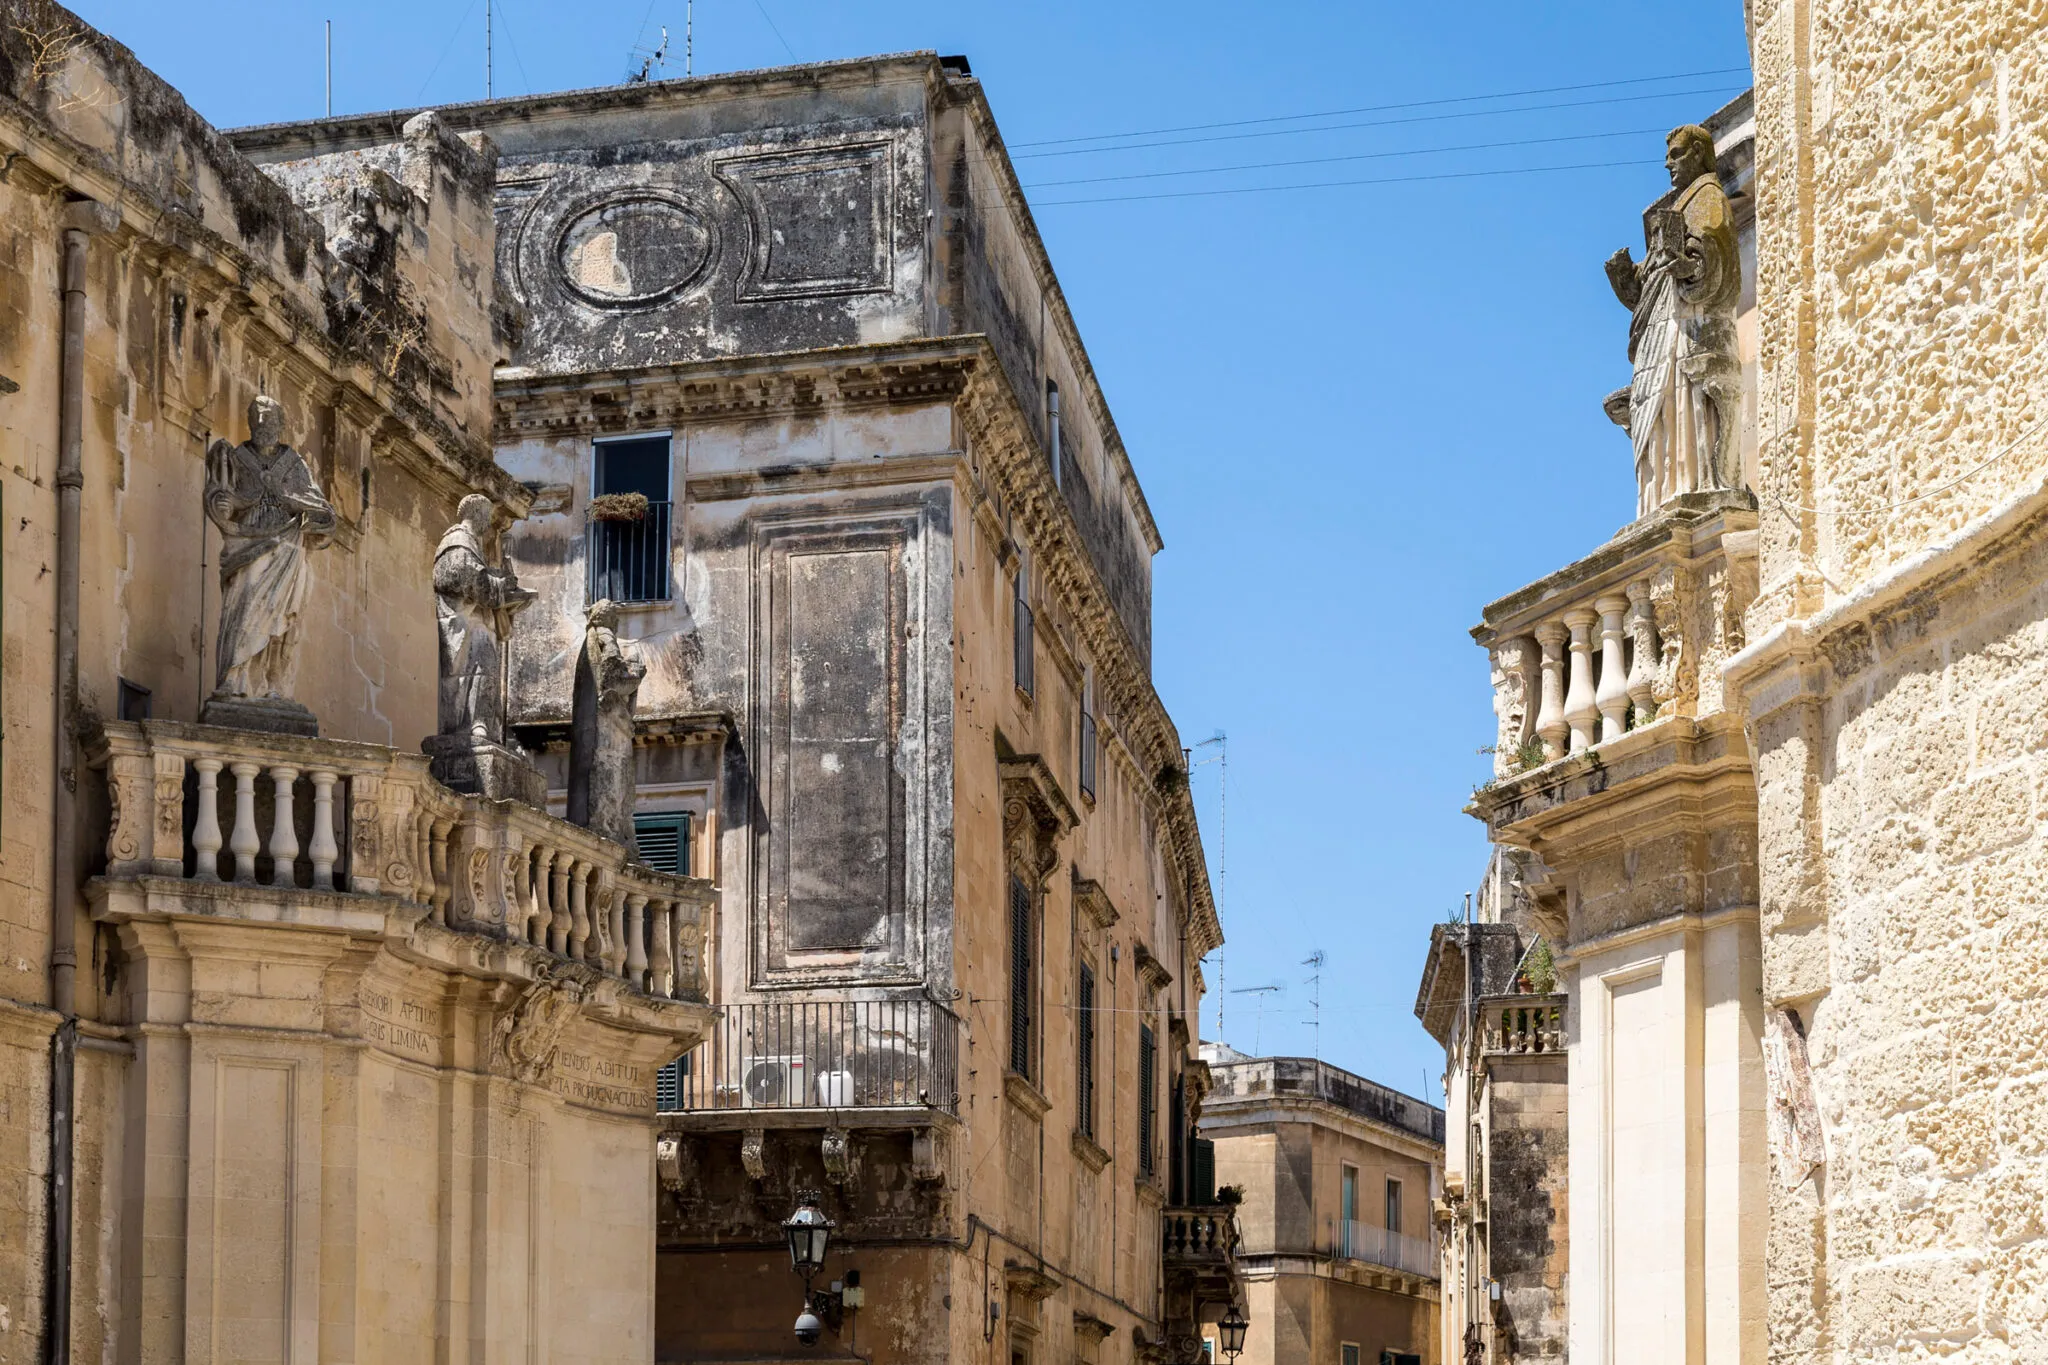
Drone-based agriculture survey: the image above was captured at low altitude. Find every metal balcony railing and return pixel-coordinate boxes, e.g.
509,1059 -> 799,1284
587,500 -> 673,604
1339,1221 -> 1438,1278
659,998 -> 961,1114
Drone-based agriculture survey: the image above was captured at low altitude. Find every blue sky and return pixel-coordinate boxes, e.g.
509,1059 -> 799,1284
76,0 -> 1754,1105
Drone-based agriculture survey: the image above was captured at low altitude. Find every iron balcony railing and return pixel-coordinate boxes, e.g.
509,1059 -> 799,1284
1339,1221 -> 1438,1278
658,998 -> 961,1114
587,500 -> 674,604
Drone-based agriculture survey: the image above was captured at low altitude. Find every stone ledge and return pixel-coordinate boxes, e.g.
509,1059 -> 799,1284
657,1106 -> 961,1135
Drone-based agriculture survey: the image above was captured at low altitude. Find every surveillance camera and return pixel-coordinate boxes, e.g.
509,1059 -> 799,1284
794,1310 -> 824,1347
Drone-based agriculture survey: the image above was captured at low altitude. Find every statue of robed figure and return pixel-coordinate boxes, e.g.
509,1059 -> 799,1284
1605,124 -> 1743,518
568,599 -> 646,858
202,395 -> 337,734
423,493 -> 545,804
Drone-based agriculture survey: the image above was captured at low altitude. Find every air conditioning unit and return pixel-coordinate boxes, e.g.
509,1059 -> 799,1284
741,1055 -> 806,1108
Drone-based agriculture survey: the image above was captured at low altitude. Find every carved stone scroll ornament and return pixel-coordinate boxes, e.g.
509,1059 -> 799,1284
568,599 -> 647,857
1761,1008 -> 1826,1187
1488,638 -> 1535,777
201,395 -> 337,735
1603,125 -> 1743,519
490,974 -> 588,1085
424,493 -> 544,803
740,1127 -> 767,1181
1648,565 -> 1695,718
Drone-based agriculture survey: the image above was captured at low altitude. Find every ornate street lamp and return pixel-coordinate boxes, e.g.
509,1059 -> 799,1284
784,1193 -> 833,1278
1219,1305 -> 1249,1363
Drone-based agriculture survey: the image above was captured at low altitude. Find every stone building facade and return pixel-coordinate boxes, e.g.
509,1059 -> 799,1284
0,5 -> 712,1364
1199,1048 -> 1443,1365
234,52 -> 1228,1365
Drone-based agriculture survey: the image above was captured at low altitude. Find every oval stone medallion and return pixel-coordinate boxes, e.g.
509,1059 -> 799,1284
555,195 -> 713,308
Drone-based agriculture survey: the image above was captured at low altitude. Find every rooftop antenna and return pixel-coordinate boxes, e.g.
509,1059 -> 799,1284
485,0 -> 492,99
324,20 -> 332,116
1303,950 -> 1325,1061
1190,732 -> 1227,1039
628,24 -> 671,83
686,0 -> 693,78
1230,985 -> 1280,1056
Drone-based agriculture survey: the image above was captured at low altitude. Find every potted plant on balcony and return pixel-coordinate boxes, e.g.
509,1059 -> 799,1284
588,491 -> 650,523
1215,1184 -> 1243,1206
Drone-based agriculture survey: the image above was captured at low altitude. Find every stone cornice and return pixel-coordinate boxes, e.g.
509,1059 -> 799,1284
1557,903 -> 1760,965
959,352 -> 1221,957
491,339 -> 984,442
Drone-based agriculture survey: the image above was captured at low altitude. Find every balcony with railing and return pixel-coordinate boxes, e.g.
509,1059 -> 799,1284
1339,1221 -> 1438,1279
657,997 -> 962,1121
1481,994 -> 1567,1057
587,499 -> 674,604
87,719 -> 712,1003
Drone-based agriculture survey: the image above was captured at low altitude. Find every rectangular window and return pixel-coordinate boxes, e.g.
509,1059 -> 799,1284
1079,672 -> 1097,801
1046,380 -> 1062,488
588,433 -> 674,604
1013,549 -> 1035,698
1010,875 -> 1035,1078
117,678 -> 152,721
1385,1176 -> 1403,1233
1342,1345 -> 1361,1365
1138,1021 -> 1157,1176
1077,962 -> 1096,1138
633,810 -> 693,877
1342,1164 -> 1358,1258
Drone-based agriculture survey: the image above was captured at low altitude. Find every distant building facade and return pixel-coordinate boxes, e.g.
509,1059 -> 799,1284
1200,1048 -> 1444,1365
237,50 -> 1232,1365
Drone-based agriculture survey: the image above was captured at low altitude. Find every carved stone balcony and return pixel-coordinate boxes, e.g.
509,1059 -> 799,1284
88,719 -> 712,1007
1480,993 -> 1567,1057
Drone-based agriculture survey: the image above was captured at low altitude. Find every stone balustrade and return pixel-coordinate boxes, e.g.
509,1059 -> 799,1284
1480,994 -> 1567,1055
89,718 -> 710,1001
1476,491 -> 1759,780
1162,1206 -> 1239,1263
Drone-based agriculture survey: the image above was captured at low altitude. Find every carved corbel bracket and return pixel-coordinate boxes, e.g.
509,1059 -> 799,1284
822,1127 -> 855,1186
656,1133 -> 698,1197
1071,874 -> 1120,930
740,1127 -> 767,1181
912,1126 -> 947,1185
1000,755 -> 1078,886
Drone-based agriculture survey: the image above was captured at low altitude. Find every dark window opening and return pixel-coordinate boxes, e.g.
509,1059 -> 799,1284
1013,561 -> 1034,698
1046,380 -> 1062,488
1077,962 -> 1096,1138
1010,875 -> 1035,1079
1079,710 -> 1097,802
1385,1176 -> 1403,1233
1138,1021 -> 1156,1176
117,678 -> 152,722
588,434 -> 674,604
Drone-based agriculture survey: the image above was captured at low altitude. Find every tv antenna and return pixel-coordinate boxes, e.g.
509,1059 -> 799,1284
628,23 -> 674,83
1189,732 -> 1227,1038
1302,950 -> 1325,1061
1230,985 -> 1280,1056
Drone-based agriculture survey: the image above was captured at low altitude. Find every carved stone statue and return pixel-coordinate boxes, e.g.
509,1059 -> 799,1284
202,395 -> 337,735
1605,125 -> 1743,519
422,494 -> 544,803
568,599 -> 646,856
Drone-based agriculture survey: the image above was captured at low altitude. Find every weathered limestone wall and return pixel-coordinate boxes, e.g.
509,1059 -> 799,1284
1737,6 -> 2048,1365
1485,1057 -> 1567,1365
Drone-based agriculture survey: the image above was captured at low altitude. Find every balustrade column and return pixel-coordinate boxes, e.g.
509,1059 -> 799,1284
649,899 -> 674,997
192,758 -> 224,881
1561,607 -> 1600,752
307,770 -> 339,890
603,877 -> 626,974
625,894 -> 648,988
569,862 -> 592,961
1534,622 -> 1568,759
429,817 -> 454,925
229,762 -> 262,882
267,766 -> 300,886
1625,580 -> 1659,722
549,853 -> 574,955
1593,594 -> 1632,742
505,841 -> 532,941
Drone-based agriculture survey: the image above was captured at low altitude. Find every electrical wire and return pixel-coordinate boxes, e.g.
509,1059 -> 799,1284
1024,124 -> 1671,191
1010,65 -> 1753,149
751,0 -> 799,62
494,0 -> 535,96
1031,157 -> 1657,208
416,0 -> 483,100
1012,84 -> 1747,161
1759,408 -> 2048,518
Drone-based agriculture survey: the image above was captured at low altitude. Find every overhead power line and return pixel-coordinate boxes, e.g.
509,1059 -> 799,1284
1013,84 -> 1747,162
1011,65 -> 1753,150
1023,124 -> 1672,191
1031,157 -> 1659,208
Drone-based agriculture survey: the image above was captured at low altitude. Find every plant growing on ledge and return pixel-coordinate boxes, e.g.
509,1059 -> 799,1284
1514,737 -> 1550,773
1215,1184 -> 1244,1206
588,491 -> 651,523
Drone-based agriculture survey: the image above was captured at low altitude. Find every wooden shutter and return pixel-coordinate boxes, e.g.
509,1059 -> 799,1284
633,811 -> 691,876
1009,876 -> 1033,1078
1078,963 -> 1096,1138
1191,1137 -> 1215,1205
1138,1023 -> 1156,1174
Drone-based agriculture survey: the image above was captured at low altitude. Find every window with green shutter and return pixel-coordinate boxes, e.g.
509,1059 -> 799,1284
1077,962 -> 1096,1138
633,811 -> 691,875
1138,1022 -> 1156,1175
1009,875 -> 1034,1079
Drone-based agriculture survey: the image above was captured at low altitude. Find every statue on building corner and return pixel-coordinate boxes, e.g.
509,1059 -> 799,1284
568,598 -> 646,857
423,493 -> 545,803
201,394 -> 337,736
1604,124 -> 1742,520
